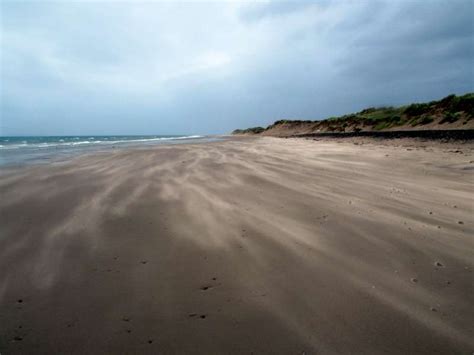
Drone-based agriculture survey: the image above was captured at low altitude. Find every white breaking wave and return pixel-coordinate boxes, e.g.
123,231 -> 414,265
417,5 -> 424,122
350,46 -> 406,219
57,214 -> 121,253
0,135 -> 204,150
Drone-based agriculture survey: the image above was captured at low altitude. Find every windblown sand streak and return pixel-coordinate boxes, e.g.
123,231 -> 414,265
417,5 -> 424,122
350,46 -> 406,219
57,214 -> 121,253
0,137 -> 473,354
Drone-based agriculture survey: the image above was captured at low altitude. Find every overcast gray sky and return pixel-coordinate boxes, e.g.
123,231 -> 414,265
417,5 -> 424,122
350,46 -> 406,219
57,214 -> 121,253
1,0 -> 473,136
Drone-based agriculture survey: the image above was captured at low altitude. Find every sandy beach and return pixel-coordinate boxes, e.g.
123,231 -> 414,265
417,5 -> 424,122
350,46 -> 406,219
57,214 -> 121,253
0,136 -> 473,354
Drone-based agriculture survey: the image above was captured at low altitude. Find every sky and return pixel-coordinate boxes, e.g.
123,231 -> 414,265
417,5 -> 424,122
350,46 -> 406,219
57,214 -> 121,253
1,0 -> 473,136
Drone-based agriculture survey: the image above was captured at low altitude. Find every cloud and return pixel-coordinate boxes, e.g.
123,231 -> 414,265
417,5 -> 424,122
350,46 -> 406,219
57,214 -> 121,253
1,0 -> 473,135
239,0 -> 324,22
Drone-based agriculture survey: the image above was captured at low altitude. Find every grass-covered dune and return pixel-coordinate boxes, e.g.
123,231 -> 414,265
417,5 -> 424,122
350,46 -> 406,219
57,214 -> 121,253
231,127 -> 265,135
233,93 -> 474,136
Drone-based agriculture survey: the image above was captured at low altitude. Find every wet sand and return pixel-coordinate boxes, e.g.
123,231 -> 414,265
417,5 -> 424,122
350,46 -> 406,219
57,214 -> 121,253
0,137 -> 473,354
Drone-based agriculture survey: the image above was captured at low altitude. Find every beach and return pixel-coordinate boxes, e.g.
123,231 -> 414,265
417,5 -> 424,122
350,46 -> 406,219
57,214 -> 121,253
0,136 -> 473,354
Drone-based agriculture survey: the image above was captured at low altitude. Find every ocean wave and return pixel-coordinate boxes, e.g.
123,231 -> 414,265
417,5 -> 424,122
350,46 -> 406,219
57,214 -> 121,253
0,135 -> 203,150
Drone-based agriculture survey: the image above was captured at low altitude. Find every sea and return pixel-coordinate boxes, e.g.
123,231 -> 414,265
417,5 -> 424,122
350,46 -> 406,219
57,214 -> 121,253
0,135 -> 212,167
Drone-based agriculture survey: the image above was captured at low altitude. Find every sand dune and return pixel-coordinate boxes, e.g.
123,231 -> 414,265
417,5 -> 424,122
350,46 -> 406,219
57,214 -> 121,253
0,137 -> 473,354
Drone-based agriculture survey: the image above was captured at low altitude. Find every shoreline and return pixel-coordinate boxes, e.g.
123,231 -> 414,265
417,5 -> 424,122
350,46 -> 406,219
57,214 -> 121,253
3,132 -> 473,172
0,135 -> 223,170
1,137 -> 473,354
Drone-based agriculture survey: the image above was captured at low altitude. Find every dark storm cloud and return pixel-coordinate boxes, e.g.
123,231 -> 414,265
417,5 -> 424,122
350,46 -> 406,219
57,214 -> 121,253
1,0 -> 472,135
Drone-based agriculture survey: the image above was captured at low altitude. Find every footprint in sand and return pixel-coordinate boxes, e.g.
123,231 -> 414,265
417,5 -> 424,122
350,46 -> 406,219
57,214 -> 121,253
188,313 -> 207,319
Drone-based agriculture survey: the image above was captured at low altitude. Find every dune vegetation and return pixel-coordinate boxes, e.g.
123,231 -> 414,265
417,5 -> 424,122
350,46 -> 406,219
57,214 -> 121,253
234,93 -> 474,136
